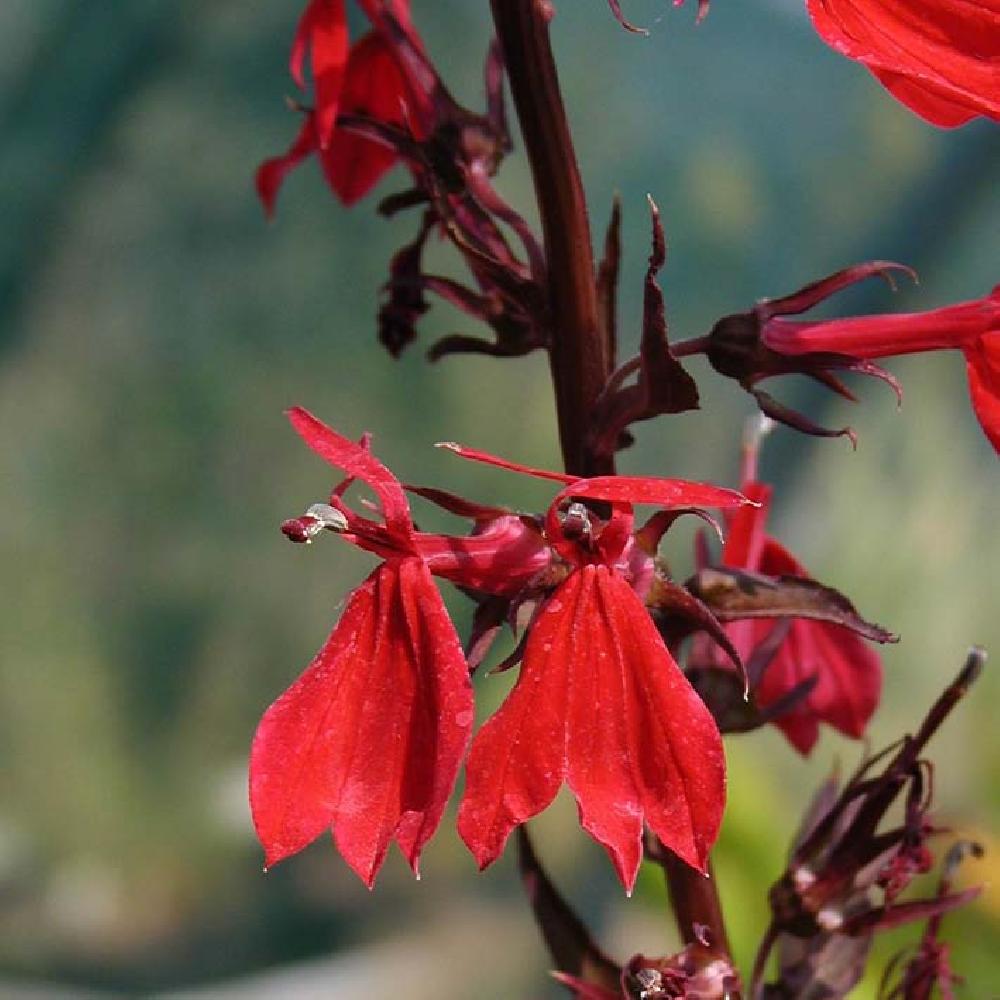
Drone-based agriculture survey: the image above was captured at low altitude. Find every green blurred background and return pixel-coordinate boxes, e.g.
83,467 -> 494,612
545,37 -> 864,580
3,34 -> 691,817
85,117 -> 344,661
1,1 -> 997,996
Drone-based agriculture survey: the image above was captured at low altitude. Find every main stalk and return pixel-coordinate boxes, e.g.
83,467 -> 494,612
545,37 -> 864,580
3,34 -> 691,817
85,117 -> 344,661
489,1 -> 738,990
489,0 -> 610,477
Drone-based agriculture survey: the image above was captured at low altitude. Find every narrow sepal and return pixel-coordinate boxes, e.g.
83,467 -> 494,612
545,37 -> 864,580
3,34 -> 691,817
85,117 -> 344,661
287,407 -> 414,542
255,114 -> 317,218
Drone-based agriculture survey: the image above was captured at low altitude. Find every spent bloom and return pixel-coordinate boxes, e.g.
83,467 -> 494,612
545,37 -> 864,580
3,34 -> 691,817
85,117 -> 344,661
251,410 -> 751,890
751,651 -> 985,998
705,262 -> 1000,452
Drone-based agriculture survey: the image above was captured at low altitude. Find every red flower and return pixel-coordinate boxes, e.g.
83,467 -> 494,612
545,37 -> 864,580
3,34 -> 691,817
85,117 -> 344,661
251,408 -> 551,886
449,446 -> 751,891
761,280 -> 1000,454
705,263 -> 1000,452
805,0 -> 1000,127
256,0 -> 430,212
718,480 -> 882,754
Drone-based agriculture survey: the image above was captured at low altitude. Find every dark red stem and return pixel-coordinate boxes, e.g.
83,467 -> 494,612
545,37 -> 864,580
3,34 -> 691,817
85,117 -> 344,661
659,848 -> 740,996
492,0 -> 738,986
662,854 -> 733,955
489,0 -> 611,477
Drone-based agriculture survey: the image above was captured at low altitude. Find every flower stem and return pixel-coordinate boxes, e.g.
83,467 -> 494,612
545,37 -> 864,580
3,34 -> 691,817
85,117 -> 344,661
489,0 -> 611,477
662,853 -> 733,954
655,845 -> 739,995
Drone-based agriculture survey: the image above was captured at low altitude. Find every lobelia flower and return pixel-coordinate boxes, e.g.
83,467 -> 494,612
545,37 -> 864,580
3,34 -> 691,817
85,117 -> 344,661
250,407 -> 552,886
704,262 -> 1000,453
255,0 -> 433,211
721,492 -> 883,755
446,444 -> 752,891
256,1 -> 546,364
805,0 -> 1000,127
693,419 -> 884,755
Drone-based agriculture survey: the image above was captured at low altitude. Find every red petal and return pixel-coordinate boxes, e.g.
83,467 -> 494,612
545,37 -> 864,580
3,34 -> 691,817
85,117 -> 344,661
964,331 -> 1000,454
290,0 -> 350,145
755,538 -> 882,752
320,32 -> 407,205
250,559 -> 472,885
287,407 -> 414,543
720,481 -> 772,570
436,441 -> 577,484
254,117 -> 317,218
806,0 -> 1000,126
718,498 -> 883,753
457,586 -> 572,872
551,476 -> 751,513
459,566 -> 725,891
763,292 -> 999,359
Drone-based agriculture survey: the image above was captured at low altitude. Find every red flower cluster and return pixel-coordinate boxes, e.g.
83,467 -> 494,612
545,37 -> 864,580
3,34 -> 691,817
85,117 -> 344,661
251,409 -> 750,890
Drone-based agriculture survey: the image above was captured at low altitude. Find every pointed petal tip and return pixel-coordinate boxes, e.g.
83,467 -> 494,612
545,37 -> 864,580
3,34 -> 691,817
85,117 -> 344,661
261,845 -> 290,871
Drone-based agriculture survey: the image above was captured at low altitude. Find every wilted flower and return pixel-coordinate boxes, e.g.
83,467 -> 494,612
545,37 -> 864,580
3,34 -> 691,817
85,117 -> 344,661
750,649 -> 985,999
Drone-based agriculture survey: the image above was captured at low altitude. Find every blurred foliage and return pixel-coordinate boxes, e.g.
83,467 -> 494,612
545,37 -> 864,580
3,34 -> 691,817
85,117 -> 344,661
0,0 -> 997,996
